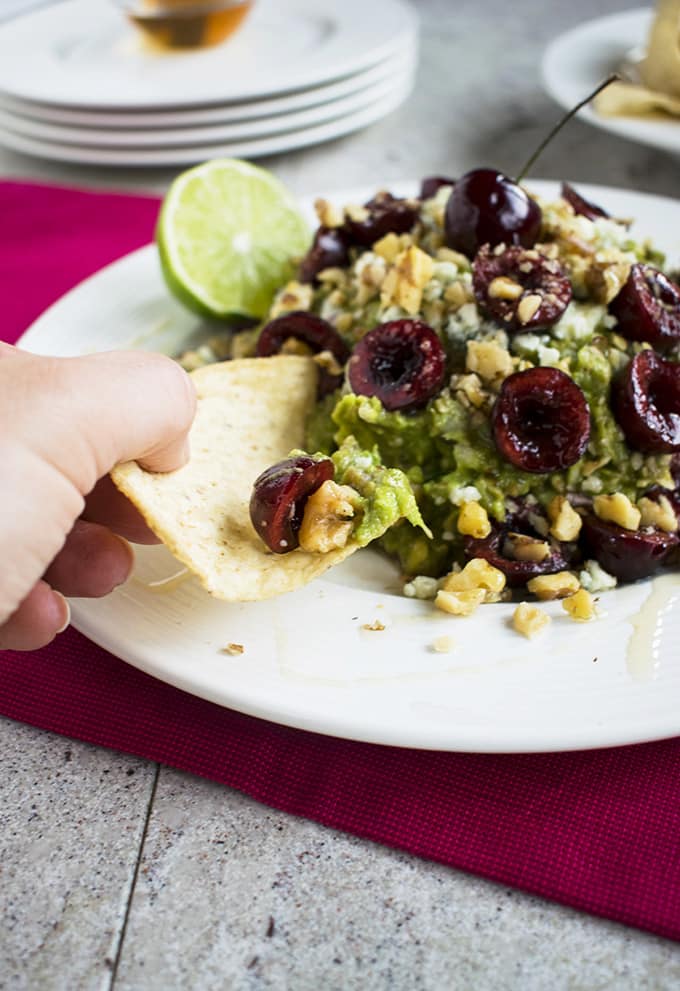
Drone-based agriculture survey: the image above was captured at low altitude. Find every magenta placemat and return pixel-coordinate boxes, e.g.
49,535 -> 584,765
2,179 -> 679,942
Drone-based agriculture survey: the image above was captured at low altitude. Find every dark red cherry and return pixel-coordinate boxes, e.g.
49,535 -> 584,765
609,264 -> 680,350
472,244 -> 572,332
345,191 -> 419,247
560,182 -> 609,221
347,319 -> 446,412
250,455 -> 334,554
580,514 -> 678,583
492,366 -> 590,473
256,311 -> 350,397
444,168 -> 542,258
298,226 -> 351,284
612,350 -> 680,454
419,175 -> 455,199
465,522 -> 572,588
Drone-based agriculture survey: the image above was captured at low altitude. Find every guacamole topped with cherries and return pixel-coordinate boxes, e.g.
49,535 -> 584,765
200,174 -> 680,598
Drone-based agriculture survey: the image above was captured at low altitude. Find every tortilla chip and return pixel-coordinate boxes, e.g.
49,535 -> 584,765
595,80 -> 680,119
640,0 -> 680,99
596,1 -> 680,120
112,356 -> 357,601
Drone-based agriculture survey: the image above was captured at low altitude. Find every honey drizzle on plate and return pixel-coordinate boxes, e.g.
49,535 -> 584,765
626,572 -> 680,682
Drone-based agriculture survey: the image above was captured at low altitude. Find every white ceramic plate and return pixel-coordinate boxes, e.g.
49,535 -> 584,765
542,8 -> 680,157
0,62 -> 416,148
0,43 -> 415,128
17,180 -> 680,753
0,0 -> 417,109
0,77 -> 414,165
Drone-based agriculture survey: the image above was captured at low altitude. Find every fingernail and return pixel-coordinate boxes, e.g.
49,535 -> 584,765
55,593 -> 71,634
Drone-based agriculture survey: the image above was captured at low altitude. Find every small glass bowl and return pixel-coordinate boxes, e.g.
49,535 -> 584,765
112,0 -> 254,50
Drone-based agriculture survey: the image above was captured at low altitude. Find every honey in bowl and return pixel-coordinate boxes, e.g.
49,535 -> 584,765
124,0 -> 253,50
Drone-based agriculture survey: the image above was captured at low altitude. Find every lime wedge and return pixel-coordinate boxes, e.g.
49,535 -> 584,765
157,158 -> 311,320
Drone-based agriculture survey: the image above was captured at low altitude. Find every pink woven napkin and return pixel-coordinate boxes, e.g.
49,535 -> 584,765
1,179 -> 679,942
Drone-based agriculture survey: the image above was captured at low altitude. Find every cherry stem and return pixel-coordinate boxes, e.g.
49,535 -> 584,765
516,74 -> 620,183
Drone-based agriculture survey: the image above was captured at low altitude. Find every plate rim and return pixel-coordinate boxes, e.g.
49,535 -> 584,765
0,79 -> 415,166
0,67 -> 415,148
0,42 -> 416,129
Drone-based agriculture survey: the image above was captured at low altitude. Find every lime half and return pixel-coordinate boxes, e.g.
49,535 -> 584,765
157,158 -> 311,320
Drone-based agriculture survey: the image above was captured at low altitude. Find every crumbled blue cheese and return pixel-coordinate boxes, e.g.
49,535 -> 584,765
579,559 -> 618,593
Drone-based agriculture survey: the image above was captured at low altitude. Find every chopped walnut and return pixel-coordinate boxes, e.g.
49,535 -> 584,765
451,372 -> 487,409
562,588 -> 596,622
345,203 -> 370,223
547,496 -> 582,542
314,197 -> 344,229
465,340 -> 514,384
516,293 -> 543,325
362,619 -> 386,631
298,480 -> 359,554
435,588 -> 486,616
585,254 -> 632,304
313,349 -> 343,377
593,493 -> 641,531
488,276 -> 524,300
527,571 -> 580,600
638,495 -> 679,533
443,281 -> 472,309
381,245 -> 434,315
512,602 -> 551,639
503,533 -> 551,563
373,232 -> 412,263
439,558 -> 506,597
456,500 -> 492,539
268,281 -> 314,318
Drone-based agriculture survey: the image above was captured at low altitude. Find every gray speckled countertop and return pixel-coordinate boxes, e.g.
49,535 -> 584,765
2,1 -> 680,987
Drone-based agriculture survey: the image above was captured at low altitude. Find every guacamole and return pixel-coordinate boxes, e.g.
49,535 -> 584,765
185,180 -> 680,595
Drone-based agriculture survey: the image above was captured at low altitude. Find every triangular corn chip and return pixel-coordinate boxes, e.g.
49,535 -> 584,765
112,356 -> 356,601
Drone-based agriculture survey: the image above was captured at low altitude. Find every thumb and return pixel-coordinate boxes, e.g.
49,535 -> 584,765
13,348 -> 197,494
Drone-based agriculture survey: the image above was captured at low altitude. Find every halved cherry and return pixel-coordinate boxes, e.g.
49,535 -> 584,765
256,311 -> 350,397
580,514 -> 678,583
560,182 -> 609,221
612,350 -> 680,453
347,319 -> 446,412
492,367 -> 591,472
345,191 -> 419,247
465,519 -> 573,588
609,264 -> 680,350
298,226 -> 351,284
250,455 -> 334,554
473,244 -> 572,332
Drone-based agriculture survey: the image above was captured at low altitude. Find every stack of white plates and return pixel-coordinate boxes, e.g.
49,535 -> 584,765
0,0 -> 418,167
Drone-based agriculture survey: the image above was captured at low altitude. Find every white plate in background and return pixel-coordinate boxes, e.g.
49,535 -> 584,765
0,0 -> 417,109
0,61 -> 415,148
0,43 -> 415,128
17,180 -> 680,752
0,76 -> 414,165
542,8 -> 680,157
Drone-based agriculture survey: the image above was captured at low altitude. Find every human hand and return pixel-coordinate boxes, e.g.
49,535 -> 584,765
0,344 -> 196,651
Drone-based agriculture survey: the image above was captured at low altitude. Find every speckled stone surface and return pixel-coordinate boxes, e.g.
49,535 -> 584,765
2,0 -> 680,987
113,771 -> 680,991
0,719 -> 155,990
